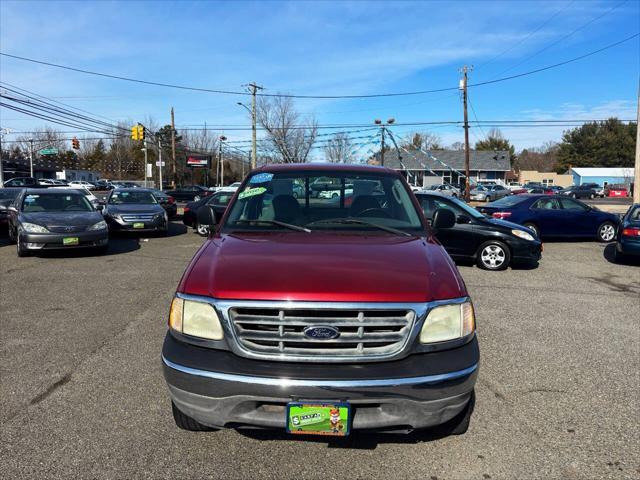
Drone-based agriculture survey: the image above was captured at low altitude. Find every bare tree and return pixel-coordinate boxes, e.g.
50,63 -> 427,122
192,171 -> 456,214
16,127 -> 67,153
257,96 -> 317,163
402,131 -> 442,151
449,141 -> 465,151
323,132 -> 355,163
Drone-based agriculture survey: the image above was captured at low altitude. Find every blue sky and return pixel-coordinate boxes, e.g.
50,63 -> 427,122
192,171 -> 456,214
0,0 -> 638,153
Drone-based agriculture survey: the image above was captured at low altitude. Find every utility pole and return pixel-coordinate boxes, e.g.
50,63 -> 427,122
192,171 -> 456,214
634,83 -> 639,203
28,138 -> 34,178
142,137 -> 149,188
0,128 -> 10,185
374,118 -> 395,166
171,107 -> 177,188
460,65 -> 473,201
248,82 -> 263,169
218,135 -> 227,187
157,138 -> 164,191
380,128 -> 385,166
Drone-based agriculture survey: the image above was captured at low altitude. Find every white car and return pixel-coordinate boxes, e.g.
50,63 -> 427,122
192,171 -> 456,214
319,185 -> 354,199
214,182 -> 242,193
506,182 -> 522,191
426,184 -> 460,197
68,180 -> 96,190
53,187 -> 100,208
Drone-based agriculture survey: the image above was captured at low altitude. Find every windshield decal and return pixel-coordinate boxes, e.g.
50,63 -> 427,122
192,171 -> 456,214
239,187 -> 267,200
249,173 -> 273,184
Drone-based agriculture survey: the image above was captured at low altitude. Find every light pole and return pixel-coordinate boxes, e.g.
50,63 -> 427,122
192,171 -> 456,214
0,128 -> 13,185
374,118 -> 395,166
218,135 -> 227,187
237,102 -> 257,169
28,138 -> 34,178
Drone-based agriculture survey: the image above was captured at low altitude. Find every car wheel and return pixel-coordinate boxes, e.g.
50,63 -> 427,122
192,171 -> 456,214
597,221 -> 616,243
196,222 -> 209,236
8,226 -> 16,244
477,241 -> 510,270
331,192 -> 339,199
484,196 -> 490,202
441,390 -> 475,435
292,192 -> 299,199
571,193 -> 577,199
589,193 -> 595,199
16,232 -> 29,257
194,195 -> 201,201
523,222 -> 539,238
172,402 -> 216,431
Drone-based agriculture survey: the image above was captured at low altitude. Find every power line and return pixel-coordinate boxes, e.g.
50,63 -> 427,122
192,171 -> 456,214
488,0 -> 628,79
1,32 -> 637,100
477,0 -> 576,70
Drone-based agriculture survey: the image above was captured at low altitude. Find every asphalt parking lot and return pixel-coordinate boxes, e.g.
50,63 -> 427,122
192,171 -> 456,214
1,222 -> 639,479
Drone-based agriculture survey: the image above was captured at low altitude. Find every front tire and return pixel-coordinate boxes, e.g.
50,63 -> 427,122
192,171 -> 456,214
171,402 -> 215,431
597,221 -> 616,243
477,241 -> 510,270
16,233 -> 29,257
195,222 -> 209,236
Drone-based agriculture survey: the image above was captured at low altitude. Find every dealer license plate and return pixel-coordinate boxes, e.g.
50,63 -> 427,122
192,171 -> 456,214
133,222 -> 145,229
286,402 -> 350,436
62,237 -> 79,246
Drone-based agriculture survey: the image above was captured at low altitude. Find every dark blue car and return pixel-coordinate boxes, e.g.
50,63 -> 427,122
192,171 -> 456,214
615,204 -> 640,262
477,195 -> 619,242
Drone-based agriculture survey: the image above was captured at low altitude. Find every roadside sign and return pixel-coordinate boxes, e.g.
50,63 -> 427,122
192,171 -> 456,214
146,164 -> 153,177
156,161 -> 165,167
187,155 -> 211,168
39,148 -> 59,155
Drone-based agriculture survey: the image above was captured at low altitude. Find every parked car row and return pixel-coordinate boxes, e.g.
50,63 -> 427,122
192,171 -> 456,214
0,186 -> 171,257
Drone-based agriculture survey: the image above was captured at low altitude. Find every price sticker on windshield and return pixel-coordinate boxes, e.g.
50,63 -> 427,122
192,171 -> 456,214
238,187 -> 266,200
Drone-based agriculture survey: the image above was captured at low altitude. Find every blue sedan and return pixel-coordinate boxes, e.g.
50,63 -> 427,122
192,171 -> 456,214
615,204 -> 640,262
477,195 -> 620,242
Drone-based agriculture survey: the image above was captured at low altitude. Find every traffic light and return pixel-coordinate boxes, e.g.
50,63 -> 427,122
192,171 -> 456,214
71,137 -> 80,149
137,124 -> 145,141
131,125 -> 139,140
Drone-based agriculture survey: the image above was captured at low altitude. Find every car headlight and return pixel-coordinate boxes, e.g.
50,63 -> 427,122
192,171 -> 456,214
512,229 -> 535,241
419,301 -> 475,344
22,222 -> 49,233
168,297 -> 224,340
88,220 -> 108,231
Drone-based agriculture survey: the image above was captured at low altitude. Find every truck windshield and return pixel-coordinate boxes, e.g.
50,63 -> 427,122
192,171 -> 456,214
223,171 -> 424,234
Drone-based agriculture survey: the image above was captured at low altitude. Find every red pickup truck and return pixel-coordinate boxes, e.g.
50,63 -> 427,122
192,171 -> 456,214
162,164 -> 479,437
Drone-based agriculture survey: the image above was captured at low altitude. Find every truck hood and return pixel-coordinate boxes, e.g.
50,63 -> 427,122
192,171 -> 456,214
179,232 -> 467,302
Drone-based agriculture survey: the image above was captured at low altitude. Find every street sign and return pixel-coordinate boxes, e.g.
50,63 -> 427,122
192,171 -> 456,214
146,164 -> 153,177
39,148 -> 59,155
187,155 -> 211,168
155,161 -> 165,167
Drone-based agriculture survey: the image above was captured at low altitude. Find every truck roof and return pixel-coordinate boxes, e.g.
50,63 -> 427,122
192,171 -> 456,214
254,163 -> 395,175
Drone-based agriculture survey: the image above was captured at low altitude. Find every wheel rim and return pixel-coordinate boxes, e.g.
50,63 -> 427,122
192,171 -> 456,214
194,196 -> 200,201
600,224 -> 615,242
481,245 -> 506,268
197,223 -> 209,236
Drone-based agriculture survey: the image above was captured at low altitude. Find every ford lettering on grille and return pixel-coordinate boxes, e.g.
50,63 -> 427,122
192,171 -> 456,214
303,325 -> 340,340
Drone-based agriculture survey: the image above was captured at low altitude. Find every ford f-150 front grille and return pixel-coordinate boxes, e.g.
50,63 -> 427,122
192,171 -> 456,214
229,307 -> 415,359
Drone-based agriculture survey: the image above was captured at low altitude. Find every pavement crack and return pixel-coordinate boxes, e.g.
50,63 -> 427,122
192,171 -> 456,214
523,388 -> 566,395
28,373 -> 72,406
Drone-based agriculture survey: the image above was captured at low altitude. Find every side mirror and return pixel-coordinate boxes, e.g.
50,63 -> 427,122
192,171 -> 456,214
96,204 -> 104,211
432,208 -> 456,229
457,214 -> 471,224
197,205 -> 217,233
7,206 -> 18,213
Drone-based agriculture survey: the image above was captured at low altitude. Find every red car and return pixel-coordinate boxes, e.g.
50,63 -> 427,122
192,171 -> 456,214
606,184 -> 629,197
162,164 -> 479,437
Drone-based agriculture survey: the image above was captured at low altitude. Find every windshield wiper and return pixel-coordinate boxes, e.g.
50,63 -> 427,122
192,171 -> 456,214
305,218 -> 412,237
233,219 -> 311,233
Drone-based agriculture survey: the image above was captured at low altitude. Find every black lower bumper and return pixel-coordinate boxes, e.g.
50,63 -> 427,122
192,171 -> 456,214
162,333 -> 479,431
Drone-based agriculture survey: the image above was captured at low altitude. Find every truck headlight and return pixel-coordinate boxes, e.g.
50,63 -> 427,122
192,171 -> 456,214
22,222 -> 49,233
88,220 -> 108,231
168,297 -> 224,340
419,301 -> 475,344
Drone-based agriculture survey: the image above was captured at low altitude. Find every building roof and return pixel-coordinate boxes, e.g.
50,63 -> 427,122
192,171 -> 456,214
378,149 -> 511,172
571,167 -> 634,177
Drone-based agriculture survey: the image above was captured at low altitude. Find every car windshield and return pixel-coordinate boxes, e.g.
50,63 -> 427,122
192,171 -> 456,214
449,197 -> 485,218
489,195 -> 529,208
223,170 -> 423,234
109,191 -> 157,204
22,193 -> 93,212
473,185 -> 488,191
628,206 -> 640,221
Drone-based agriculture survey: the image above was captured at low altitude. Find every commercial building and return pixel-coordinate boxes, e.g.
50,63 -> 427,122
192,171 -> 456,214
570,167 -> 634,187
518,170 -> 573,187
379,149 -> 511,188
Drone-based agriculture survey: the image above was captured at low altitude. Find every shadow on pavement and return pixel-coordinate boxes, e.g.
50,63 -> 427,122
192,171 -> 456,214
603,243 -> 640,266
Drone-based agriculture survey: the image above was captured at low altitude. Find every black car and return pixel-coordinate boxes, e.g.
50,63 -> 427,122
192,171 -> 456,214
561,184 -> 596,199
3,177 -> 47,188
6,188 -> 109,256
102,189 -> 168,235
165,185 -> 210,202
415,192 -> 542,270
149,188 -> 178,218
0,188 -> 23,228
183,190 -> 234,235
94,180 -> 114,191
